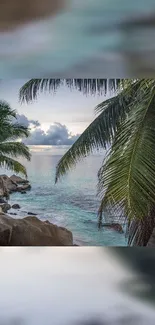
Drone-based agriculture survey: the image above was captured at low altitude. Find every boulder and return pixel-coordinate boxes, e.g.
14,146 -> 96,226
12,204 -> 21,209
0,175 -> 17,193
0,175 -> 10,198
0,214 -> 73,246
10,175 -> 28,184
0,175 -> 31,197
17,184 -> 31,192
0,203 -> 11,213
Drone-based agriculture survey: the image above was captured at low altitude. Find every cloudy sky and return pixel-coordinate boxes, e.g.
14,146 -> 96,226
1,79 -> 109,145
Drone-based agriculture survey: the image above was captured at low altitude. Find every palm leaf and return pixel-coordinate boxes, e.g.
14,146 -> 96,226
0,142 -> 31,161
19,79 -> 123,103
97,80 -> 155,245
0,100 -> 16,119
0,155 -> 27,177
0,124 -> 30,143
55,80 -> 143,183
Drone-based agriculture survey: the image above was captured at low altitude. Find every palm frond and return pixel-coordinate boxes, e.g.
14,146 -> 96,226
0,123 -> 30,142
95,79 -> 144,114
19,79 -> 123,103
0,155 -> 27,177
97,80 -> 155,245
0,100 -> 16,119
0,142 -> 31,161
55,82 -> 143,183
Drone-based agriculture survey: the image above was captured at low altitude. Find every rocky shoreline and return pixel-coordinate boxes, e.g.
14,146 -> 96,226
0,174 -> 124,246
0,174 -> 74,246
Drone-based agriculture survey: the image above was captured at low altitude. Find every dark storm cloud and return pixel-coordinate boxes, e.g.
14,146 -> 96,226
14,114 -> 40,128
23,122 -> 80,145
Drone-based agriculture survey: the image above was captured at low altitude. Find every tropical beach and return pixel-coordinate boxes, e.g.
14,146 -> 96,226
0,79 -> 155,246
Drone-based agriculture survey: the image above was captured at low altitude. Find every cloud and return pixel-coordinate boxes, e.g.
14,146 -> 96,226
23,122 -> 80,145
14,114 -> 40,128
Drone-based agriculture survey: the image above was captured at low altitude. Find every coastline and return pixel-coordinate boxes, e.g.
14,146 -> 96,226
0,173 -> 125,246
0,174 -> 76,246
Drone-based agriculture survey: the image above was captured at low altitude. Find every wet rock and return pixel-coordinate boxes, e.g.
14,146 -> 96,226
10,213 -> 17,215
0,203 -> 11,213
27,212 -> 37,215
0,175 -> 31,197
84,220 -> 124,234
0,214 -> 73,246
10,175 -> 28,184
21,191 -> 27,194
17,184 -> 31,192
12,204 -> 21,209
0,198 -> 7,204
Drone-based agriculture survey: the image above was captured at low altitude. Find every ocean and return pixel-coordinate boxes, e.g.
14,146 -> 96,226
2,145 -> 126,246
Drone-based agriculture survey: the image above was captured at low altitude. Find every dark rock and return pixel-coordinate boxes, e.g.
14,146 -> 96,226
0,203 -> 11,213
12,204 -> 21,209
10,213 -> 17,215
0,214 -> 73,246
21,191 -> 27,194
0,198 -> 7,204
84,220 -> 124,234
27,212 -> 37,215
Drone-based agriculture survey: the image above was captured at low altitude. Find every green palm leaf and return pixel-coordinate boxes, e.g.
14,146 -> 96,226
0,100 -> 31,177
55,80 -> 143,183
0,155 -> 27,177
19,79 -> 123,103
97,80 -> 155,245
0,142 -> 31,161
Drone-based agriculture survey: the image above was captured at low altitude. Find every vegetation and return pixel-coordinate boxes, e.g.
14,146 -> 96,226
0,100 -> 31,177
20,78 -> 155,246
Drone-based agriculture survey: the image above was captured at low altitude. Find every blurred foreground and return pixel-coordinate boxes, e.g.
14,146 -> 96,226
0,248 -> 155,325
0,0 -> 155,76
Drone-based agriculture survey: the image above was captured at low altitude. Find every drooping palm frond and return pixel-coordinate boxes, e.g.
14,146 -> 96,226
0,123 -> 30,143
0,142 -> 31,161
95,79 -> 141,114
0,100 -> 16,120
55,80 -> 143,183
97,79 -> 155,245
19,79 -> 123,103
0,100 -> 31,177
0,155 -> 27,177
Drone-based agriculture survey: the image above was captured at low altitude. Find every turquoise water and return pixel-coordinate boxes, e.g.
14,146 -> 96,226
3,145 -> 126,246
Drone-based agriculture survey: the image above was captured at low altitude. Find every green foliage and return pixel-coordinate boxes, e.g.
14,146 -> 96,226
55,79 -> 155,246
20,78 -> 155,246
0,100 -> 31,177
19,79 -> 123,103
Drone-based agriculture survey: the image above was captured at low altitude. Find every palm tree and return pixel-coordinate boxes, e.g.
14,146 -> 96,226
0,100 -> 31,180
20,78 -> 155,246
19,79 -> 124,103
